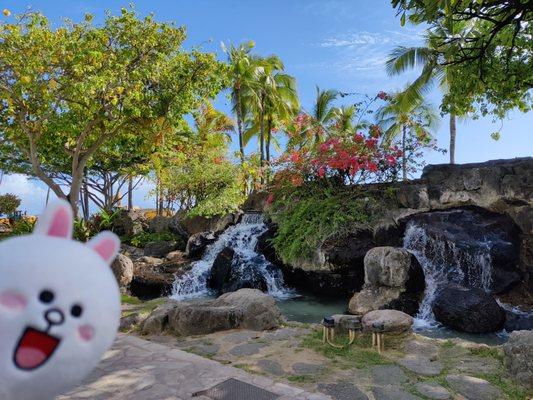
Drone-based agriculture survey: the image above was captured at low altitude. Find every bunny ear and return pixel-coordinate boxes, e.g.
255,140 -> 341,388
86,231 -> 120,265
33,200 -> 73,239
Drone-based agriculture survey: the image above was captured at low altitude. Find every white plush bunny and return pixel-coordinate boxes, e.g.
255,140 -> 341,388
0,200 -> 121,400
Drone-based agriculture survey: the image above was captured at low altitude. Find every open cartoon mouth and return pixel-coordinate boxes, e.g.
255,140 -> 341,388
13,327 -> 61,370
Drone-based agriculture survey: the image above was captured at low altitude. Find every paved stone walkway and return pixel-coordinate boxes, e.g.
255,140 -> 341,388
57,334 -> 331,400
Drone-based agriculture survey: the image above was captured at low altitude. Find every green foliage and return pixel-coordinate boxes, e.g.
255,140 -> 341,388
268,182 -> 385,264
0,8 -> 229,210
391,0 -> 532,118
301,329 -> 390,369
72,219 -> 94,242
9,218 -> 35,235
0,193 -> 21,215
128,230 -> 179,248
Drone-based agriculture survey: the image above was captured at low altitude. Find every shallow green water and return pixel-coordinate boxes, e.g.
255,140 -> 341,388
276,294 -> 349,324
276,294 -> 508,345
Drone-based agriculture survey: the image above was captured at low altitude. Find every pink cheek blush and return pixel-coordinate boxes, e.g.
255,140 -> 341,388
0,291 -> 27,310
78,324 -> 95,342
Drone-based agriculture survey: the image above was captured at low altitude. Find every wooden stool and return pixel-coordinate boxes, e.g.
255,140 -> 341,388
322,316 -> 343,348
370,322 -> 386,354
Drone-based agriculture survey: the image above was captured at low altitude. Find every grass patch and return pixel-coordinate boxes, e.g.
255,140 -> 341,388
476,372 -> 530,400
441,340 -> 455,349
121,294 -> 143,305
300,329 -> 390,369
469,347 -> 503,361
287,375 -> 315,383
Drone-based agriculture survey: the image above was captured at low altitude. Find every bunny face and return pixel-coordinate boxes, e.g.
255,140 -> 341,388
0,201 -> 121,400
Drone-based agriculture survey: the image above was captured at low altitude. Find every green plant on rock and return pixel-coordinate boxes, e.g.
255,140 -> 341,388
129,230 -> 179,248
267,182 -> 386,264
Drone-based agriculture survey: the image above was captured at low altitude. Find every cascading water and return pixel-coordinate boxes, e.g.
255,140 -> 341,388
403,209 -> 510,329
170,213 -> 293,301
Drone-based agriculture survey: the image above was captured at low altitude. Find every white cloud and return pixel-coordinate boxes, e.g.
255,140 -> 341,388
0,174 -> 50,215
319,32 -> 392,48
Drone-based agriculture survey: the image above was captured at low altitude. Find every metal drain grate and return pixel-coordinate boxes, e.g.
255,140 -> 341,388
193,378 -> 280,400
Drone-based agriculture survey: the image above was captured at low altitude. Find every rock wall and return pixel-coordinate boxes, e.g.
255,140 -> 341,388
256,157 -> 532,297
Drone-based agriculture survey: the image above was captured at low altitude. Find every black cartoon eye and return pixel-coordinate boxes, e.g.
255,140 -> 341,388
39,290 -> 54,304
70,304 -> 83,318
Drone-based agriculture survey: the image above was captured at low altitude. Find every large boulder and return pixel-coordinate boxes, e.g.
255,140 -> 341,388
111,253 -> 134,289
349,287 -> 421,316
179,211 -> 242,236
141,289 -> 282,335
130,257 -> 190,299
362,309 -> 413,334
111,209 -> 146,237
364,247 -> 424,291
143,240 -> 179,258
148,216 -> 171,233
348,246 -> 425,316
207,248 -> 268,294
432,285 -> 506,333
503,330 -> 533,389
185,231 -> 216,259
207,247 -> 235,291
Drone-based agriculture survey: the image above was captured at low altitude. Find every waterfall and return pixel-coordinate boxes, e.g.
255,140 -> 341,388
403,215 -> 495,329
170,213 -> 293,301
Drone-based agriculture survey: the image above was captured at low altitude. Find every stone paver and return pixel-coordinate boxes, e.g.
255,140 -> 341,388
372,385 -> 422,400
229,342 -> 267,356
292,362 -> 324,375
317,382 -> 369,400
257,359 -> 285,376
188,344 -> 220,357
371,365 -> 408,386
414,382 -> 451,400
399,355 -> 443,376
446,374 -> 502,400
222,330 -> 259,343
57,334 -> 331,400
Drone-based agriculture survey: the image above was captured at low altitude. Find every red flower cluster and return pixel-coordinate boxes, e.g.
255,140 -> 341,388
274,128 -> 403,188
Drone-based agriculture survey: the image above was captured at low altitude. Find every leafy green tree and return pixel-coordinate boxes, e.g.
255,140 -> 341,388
376,92 -> 439,180
243,55 -> 299,177
391,0 -> 532,119
387,23 -> 467,163
0,9 -> 228,215
0,193 -> 20,216
157,104 -> 243,216
224,41 -> 256,163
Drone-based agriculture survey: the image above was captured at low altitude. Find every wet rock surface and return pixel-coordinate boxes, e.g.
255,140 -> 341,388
432,285 -> 506,333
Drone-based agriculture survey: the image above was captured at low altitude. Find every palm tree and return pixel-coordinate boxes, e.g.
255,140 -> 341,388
386,24 -> 462,164
243,55 -> 299,172
376,93 -> 439,181
309,87 -> 338,144
330,105 -> 357,136
224,41 -> 256,163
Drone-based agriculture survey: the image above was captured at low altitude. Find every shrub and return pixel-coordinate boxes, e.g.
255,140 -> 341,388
10,218 -> 35,235
0,193 -> 21,216
128,230 -> 181,248
267,182 -> 390,264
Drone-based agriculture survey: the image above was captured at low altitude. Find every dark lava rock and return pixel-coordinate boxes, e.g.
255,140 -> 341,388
432,285 -> 506,333
208,247 -> 235,292
504,310 -> 533,332
130,260 -> 190,299
208,248 -> 268,294
281,265 -> 363,296
143,240 -> 179,258
321,229 -> 375,272
255,222 -> 282,265
405,207 -> 522,294
185,231 -> 216,259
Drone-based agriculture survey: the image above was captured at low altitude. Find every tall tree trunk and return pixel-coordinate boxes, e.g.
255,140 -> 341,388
266,118 -> 272,184
402,124 -> 407,181
128,177 -> 133,210
236,88 -> 245,163
449,113 -> 456,164
259,95 -> 265,185
82,172 -> 89,221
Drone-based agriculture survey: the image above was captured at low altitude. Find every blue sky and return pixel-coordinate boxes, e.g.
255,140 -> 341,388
1,0 -> 532,214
